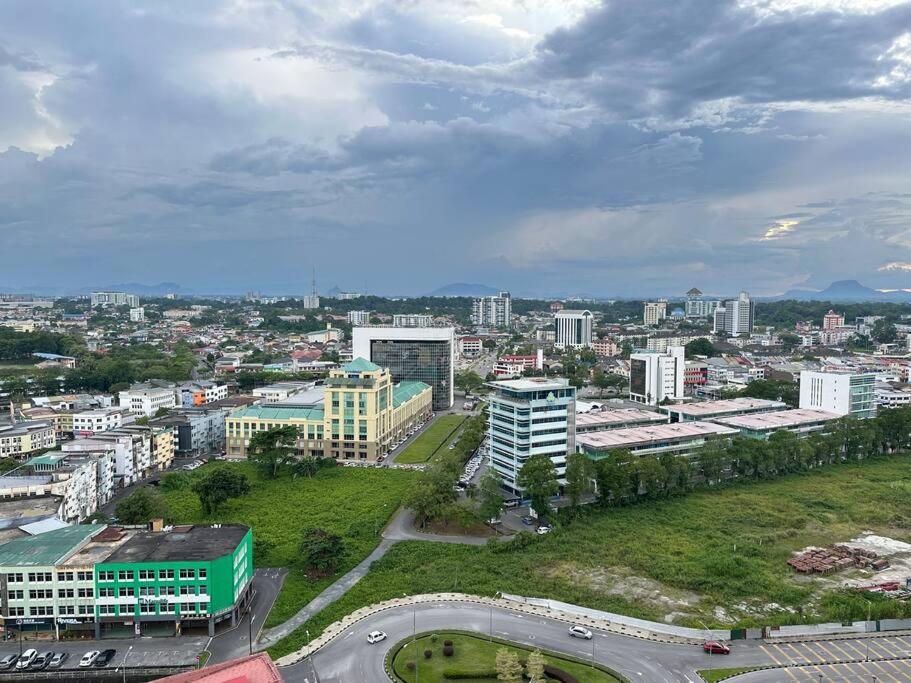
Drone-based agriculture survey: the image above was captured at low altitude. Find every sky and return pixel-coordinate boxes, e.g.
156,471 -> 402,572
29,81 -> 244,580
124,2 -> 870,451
2,0 -> 911,298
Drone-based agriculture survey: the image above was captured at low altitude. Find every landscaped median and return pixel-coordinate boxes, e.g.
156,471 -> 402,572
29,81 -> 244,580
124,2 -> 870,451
697,667 -> 761,682
395,414 -> 468,464
387,630 -> 625,682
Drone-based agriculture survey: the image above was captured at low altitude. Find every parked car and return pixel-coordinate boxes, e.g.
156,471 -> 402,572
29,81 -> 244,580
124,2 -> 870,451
366,630 -> 387,644
0,654 -> 17,670
487,517 -> 502,525
48,652 -> 69,669
79,651 -> 100,667
569,626 -> 593,640
94,649 -> 117,667
16,649 -> 38,670
703,641 -> 731,655
536,525 -> 552,535
521,516 -> 535,525
30,652 -> 53,670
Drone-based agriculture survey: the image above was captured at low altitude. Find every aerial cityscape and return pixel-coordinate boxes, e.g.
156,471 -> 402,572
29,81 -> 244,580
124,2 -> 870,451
3,1 -> 911,682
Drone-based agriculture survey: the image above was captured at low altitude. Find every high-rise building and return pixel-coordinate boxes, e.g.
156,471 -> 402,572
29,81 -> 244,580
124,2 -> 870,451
799,371 -> 876,419
643,300 -> 667,326
91,292 -> 139,308
822,310 -> 845,330
486,377 -> 576,494
472,292 -> 512,328
352,327 -> 455,410
348,310 -> 371,326
393,314 -> 433,327
685,288 -> 721,319
554,310 -> 593,349
713,291 -> 754,336
628,346 -> 685,406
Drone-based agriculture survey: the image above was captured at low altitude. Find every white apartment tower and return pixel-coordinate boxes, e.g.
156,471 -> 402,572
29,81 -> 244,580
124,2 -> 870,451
713,291 -> 754,336
643,300 -> 667,326
347,310 -> 371,326
91,292 -> 139,308
799,371 -> 876,419
472,292 -> 512,328
629,346 -> 685,406
554,309 -> 593,349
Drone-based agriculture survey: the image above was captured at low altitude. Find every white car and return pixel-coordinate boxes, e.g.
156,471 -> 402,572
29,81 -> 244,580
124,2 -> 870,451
366,630 -> 387,644
79,651 -> 100,667
569,626 -> 593,640
536,525 -> 552,535
15,649 -> 37,670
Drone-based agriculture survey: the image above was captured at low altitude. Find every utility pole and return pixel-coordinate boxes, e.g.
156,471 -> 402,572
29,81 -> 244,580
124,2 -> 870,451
249,614 -> 256,656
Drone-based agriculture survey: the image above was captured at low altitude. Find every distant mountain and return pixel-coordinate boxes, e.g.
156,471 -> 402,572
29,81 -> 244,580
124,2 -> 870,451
427,283 -> 501,297
776,280 -> 911,302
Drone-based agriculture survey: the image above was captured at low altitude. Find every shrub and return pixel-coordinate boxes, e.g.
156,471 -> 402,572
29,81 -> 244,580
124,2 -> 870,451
543,665 -> 579,683
406,661 -> 415,671
443,644 -> 454,656
444,639 -> 453,646
430,633 -> 439,643
424,649 -> 433,659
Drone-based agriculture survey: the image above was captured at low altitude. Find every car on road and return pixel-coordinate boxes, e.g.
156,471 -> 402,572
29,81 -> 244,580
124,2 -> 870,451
536,525 -> 552,535
16,649 -> 38,670
79,651 -> 100,667
94,649 -> 117,667
568,625 -> 593,640
0,654 -> 17,670
703,641 -> 731,655
366,630 -> 387,644
30,652 -> 53,670
48,652 -> 69,669
521,516 -> 535,525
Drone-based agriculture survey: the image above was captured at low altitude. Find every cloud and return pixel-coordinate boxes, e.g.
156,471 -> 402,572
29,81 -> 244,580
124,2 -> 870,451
761,219 -> 800,240
879,261 -> 911,272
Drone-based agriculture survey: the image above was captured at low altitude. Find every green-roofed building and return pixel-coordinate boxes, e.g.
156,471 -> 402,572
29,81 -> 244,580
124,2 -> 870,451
226,357 -> 431,462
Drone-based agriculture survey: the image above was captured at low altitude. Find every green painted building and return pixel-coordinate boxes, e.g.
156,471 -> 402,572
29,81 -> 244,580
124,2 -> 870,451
93,524 -> 252,637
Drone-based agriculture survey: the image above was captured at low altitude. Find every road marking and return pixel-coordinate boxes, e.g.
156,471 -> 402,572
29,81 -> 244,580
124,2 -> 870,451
782,642 -> 813,664
839,639 -> 871,661
760,644 -> 800,681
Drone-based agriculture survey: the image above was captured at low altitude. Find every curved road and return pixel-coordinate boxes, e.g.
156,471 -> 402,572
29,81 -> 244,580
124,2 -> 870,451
280,602 -> 778,682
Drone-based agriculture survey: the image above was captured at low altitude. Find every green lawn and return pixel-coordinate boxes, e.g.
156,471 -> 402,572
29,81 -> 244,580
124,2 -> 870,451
390,632 -> 621,683
395,415 -> 468,464
698,667 -> 760,682
159,462 -> 417,627
268,456 -> 911,658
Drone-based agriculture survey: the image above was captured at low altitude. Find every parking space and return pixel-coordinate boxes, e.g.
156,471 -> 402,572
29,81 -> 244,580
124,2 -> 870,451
761,635 -> 911,668
740,658 -> 911,682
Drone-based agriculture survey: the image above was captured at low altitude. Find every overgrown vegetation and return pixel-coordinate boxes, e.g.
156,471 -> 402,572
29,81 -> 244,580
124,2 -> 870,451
396,415 -> 468,464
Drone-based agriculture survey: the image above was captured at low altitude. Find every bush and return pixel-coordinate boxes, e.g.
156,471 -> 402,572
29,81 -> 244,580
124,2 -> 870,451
444,639 -> 453,646
406,661 -> 415,671
430,633 -> 439,643
442,671 -> 499,680
443,644 -> 454,656
424,649 -> 433,659
543,665 -> 579,683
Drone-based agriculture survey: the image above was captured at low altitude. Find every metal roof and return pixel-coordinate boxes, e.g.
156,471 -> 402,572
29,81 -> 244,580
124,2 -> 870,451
342,357 -> 382,373
0,524 -> 105,567
228,405 -> 324,421
393,381 -> 431,407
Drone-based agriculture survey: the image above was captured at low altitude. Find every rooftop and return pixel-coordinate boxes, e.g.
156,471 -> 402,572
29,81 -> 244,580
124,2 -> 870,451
393,381 -> 431,407
0,524 -> 105,567
228,404 -> 324,422
342,357 -> 381,373
487,377 -> 571,391
0,421 -> 53,437
153,653 -> 281,683
713,409 -> 842,431
577,421 -> 739,452
103,524 -> 249,564
661,397 -> 787,418
575,408 -> 669,429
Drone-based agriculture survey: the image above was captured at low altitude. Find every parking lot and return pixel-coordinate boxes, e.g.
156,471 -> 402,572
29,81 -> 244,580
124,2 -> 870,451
754,635 -> 911,681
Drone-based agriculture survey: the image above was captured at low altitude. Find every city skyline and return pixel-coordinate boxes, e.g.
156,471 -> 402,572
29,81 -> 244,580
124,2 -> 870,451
2,1 -> 911,296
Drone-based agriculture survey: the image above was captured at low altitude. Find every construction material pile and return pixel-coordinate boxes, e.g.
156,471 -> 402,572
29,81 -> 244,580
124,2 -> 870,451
787,544 -> 890,574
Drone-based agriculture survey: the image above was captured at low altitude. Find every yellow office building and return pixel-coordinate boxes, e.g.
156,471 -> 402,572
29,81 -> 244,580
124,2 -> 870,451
225,358 -> 432,461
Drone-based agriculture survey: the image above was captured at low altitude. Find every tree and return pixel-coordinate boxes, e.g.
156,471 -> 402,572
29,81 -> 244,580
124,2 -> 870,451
684,338 -> 716,358
590,368 -> 612,397
871,319 -> 898,344
115,488 -> 170,524
299,528 -> 344,575
483,339 -> 497,350
517,454 -> 559,518
620,341 -> 633,359
526,650 -> 547,683
292,457 -> 321,478
737,379 -> 799,407
153,406 -> 171,418
192,469 -> 250,514
495,648 -> 523,683
405,459 -> 459,528
476,470 -> 505,522
455,369 -> 485,395
778,332 -> 801,351
564,453 -> 593,507
248,426 -> 299,478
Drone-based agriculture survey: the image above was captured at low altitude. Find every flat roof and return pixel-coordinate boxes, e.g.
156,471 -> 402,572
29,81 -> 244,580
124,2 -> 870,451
486,377 -> 570,391
103,524 -> 249,564
228,404 -> 324,421
0,524 -> 105,567
393,381 -> 431,407
713,409 -> 842,431
0,421 -> 53,437
575,408 -> 668,428
577,421 -> 739,452
661,397 -> 787,418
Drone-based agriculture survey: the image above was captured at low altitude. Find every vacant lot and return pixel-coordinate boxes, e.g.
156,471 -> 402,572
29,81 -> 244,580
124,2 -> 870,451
159,462 -> 417,627
395,414 -> 467,464
269,456 -> 911,658
391,632 -> 620,683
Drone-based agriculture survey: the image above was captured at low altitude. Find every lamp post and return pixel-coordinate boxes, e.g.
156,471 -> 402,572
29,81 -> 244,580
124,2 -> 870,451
591,634 -> 595,669
488,603 -> 493,643
698,620 -> 712,677
115,645 -> 133,683
249,614 -> 256,656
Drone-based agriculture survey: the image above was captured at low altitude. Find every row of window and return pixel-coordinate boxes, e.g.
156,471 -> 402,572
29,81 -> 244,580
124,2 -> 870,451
97,585 -> 206,597
97,567 -> 205,581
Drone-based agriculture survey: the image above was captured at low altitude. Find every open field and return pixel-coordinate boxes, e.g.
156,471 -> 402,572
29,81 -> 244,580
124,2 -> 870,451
395,415 -> 468,464
269,456 -> 911,658
698,668 -> 758,683
391,632 -> 621,683
159,462 -> 417,627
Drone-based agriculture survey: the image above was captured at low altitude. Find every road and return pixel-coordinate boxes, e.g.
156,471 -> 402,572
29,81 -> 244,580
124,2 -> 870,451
279,601 -> 911,683
0,636 -> 208,672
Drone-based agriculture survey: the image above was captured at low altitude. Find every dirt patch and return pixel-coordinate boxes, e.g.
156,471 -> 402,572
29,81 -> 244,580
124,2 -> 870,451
791,531 -> 911,590
540,562 -> 701,618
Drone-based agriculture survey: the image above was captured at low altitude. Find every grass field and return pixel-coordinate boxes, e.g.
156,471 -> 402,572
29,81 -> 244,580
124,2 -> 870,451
159,462 -> 417,627
395,415 -> 468,464
268,455 -> 911,658
391,632 -> 620,683
698,668 -> 759,682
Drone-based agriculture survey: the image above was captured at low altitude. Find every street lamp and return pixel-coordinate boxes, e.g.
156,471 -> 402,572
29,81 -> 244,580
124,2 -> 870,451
249,614 -> 256,656
116,645 -> 133,683
698,620 -> 712,675
488,603 -> 493,643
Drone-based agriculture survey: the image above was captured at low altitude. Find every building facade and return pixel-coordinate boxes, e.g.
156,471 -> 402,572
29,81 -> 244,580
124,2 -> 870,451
799,371 -> 877,419
643,301 -> 667,326
487,377 -> 576,494
713,291 -> 754,336
91,292 -> 140,308
392,314 -> 434,327
119,385 -> 177,418
352,327 -> 455,410
554,310 -> 593,349
347,310 -> 371,326
628,346 -> 685,406
472,292 -> 512,328
0,421 -> 56,459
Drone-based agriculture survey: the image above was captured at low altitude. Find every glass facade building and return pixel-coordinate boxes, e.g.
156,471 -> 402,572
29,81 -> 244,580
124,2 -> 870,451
370,340 -> 452,411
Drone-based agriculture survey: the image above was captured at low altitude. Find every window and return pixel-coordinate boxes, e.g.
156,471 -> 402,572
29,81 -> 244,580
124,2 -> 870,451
58,571 -> 74,582
6,607 -> 24,617
77,571 -> 92,581
78,588 -> 94,598
28,589 -> 52,600
27,572 -> 52,582
198,568 -> 207,579
98,588 -> 114,598
198,584 -> 208,595
159,569 -> 174,580
179,568 -> 195,580
78,605 -> 93,615
59,605 -> 75,615
58,588 -> 75,599
8,590 -> 23,600
6,573 -> 22,583
138,569 -> 154,581
97,571 -> 114,581
32,606 -> 52,616
119,587 -> 135,597
99,605 -> 115,615
161,586 -> 176,596
139,586 -> 156,596
140,603 -> 157,614
179,585 -> 194,595
118,570 -> 134,581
